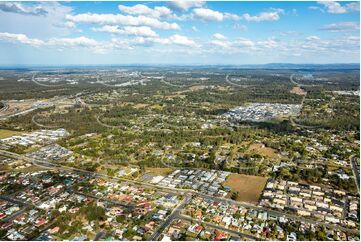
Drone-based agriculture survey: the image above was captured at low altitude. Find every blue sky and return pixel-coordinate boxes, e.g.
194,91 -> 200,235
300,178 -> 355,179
0,1 -> 359,65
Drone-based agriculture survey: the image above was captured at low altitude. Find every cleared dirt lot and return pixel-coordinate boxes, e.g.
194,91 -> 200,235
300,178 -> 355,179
0,100 -> 35,116
290,86 -> 307,95
223,173 -> 268,204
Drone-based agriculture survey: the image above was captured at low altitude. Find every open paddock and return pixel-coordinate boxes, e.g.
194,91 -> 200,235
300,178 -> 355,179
0,129 -> 22,139
246,143 -> 281,160
145,167 -> 174,176
223,173 -> 268,204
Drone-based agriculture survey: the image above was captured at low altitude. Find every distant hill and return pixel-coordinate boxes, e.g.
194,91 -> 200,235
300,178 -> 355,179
260,63 -> 359,70
0,63 -> 359,71
221,63 -> 360,70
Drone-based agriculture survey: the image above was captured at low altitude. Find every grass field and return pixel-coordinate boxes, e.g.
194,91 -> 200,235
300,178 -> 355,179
16,165 -> 47,173
0,129 -> 22,139
246,143 -> 281,160
145,167 -> 174,176
223,173 -> 268,204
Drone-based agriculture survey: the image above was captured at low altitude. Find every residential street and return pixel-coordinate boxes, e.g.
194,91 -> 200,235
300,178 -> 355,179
149,194 -> 192,241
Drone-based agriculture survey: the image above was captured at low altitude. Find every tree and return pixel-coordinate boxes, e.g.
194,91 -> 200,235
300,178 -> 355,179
231,191 -> 239,200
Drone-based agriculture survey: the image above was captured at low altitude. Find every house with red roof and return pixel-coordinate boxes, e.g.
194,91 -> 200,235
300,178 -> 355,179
35,218 -> 48,227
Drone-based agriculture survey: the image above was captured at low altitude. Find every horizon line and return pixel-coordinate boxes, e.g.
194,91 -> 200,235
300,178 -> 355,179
0,63 -> 359,67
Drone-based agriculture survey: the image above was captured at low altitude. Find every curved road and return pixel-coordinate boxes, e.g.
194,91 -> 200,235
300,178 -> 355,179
290,74 -> 321,87
95,115 -> 126,129
96,71 -> 147,88
31,114 -> 59,129
32,73 -> 67,87
225,75 -> 250,88
160,78 -> 186,88
0,101 -> 9,113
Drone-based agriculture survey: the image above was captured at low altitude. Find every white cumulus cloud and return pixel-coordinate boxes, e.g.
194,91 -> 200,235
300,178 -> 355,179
257,38 -> 279,48
132,34 -> 197,47
210,36 -> 254,50
93,25 -> 158,37
316,1 -> 359,14
47,36 -> 99,47
320,22 -> 359,32
234,38 -> 255,47
213,33 -> 227,40
193,8 -> 224,21
210,39 -> 231,49
0,2 -> 47,16
118,4 -> 174,19
192,8 -> 240,21
66,13 -> 180,30
0,32 -> 44,46
168,1 -> 205,11
242,11 -> 281,22
168,34 -> 196,46
306,36 -> 321,41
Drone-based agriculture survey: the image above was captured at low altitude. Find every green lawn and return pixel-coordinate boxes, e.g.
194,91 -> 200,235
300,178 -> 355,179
0,129 -> 22,139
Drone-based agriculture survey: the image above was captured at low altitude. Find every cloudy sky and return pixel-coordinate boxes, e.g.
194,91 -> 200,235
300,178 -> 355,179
0,1 -> 359,65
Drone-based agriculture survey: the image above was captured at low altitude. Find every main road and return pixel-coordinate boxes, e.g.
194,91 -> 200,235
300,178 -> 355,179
288,74 -> 321,130
350,156 -> 360,192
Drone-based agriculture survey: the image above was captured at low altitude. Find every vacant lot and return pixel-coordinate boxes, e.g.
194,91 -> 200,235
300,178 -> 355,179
290,86 -> 307,95
189,85 -> 208,91
145,167 -> 174,176
223,173 -> 267,204
246,143 -> 281,160
0,129 -> 22,139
